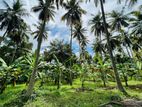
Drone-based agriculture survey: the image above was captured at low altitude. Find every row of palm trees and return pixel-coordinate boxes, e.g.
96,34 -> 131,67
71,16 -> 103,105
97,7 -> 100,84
0,0 -> 141,97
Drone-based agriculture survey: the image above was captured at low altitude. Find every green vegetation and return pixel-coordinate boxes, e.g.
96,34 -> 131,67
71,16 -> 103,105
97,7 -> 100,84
0,0 -> 142,106
0,81 -> 142,107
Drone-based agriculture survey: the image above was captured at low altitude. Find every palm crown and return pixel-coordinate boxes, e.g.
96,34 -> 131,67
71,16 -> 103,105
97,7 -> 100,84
32,0 -> 55,21
61,0 -> 86,25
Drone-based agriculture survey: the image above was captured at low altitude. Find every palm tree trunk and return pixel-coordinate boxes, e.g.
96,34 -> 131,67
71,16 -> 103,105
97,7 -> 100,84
11,45 -> 17,64
122,69 -> 128,87
57,74 -> 60,89
69,23 -> 73,86
100,0 -> 127,95
81,79 -> 85,89
70,23 -> 73,52
25,20 -> 46,97
79,43 -> 82,59
0,73 -> 8,94
57,68 -> 61,89
99,45 -> 106,87
99,34 -> 107,87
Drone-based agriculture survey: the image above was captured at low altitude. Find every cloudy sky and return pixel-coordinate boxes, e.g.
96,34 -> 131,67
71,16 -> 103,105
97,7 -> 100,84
0,0 -> 142,55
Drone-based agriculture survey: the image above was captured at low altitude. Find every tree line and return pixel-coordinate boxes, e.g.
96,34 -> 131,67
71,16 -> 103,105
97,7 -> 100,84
0,0 -> 142,98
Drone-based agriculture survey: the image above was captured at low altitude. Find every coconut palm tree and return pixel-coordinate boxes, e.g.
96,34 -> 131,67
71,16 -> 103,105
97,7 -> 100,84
61,0 -> 86,52
0,0 -> 28,44
87,0 -> 127,94
108,10 -> 133,58
73,23 -> 88,59
89,13 -> 108,86
89,13 -> 106,58
44,39 -> 78,85
89,13 -> 105,39
118,0 -> 138,7
61,0 -> 86,85
129,10 -> 142,57
0,0 -> 32,65
32,22 -> 48,41
130,11 -> 142,36
108,10 -> 129,32
119,30 -> 133,58
92,41 -> 105,55
45,39 -> 71,64
25,0 -> 55,97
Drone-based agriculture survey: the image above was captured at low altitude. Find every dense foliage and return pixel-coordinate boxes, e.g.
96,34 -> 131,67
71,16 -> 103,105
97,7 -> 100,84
0,0 -> 142,106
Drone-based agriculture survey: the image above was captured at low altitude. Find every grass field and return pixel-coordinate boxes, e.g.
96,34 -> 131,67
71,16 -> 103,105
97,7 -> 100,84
0,80 -> 142,107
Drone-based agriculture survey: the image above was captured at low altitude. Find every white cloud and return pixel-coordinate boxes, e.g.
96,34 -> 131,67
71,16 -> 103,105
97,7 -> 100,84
0,0 -> 142,54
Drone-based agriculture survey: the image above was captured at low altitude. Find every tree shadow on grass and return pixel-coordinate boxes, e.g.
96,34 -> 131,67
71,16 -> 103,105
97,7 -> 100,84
3,96 -> 28,107
3,90 -> 35,107
128,84 -> 142,91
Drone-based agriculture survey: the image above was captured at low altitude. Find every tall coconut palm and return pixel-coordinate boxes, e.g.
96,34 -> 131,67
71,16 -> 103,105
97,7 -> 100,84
89,13 -> 105,40
73,23 -> 88,59
61,0 -> 86,52
61,0 -> 86,85
89,13 -> 107,59
10,21 -> 31,64
80,36 -> 88,55
108,10 -> 133,58
120,30 -> 133,58
129,10 -> 142,56
25,0 -> 55,97
130,11 -> 142,36
87,0 -> 127,94
0,0 -> 31,65
118,0 -> 138,7
89,13 -> 107,87
32,22 -> 48,41
0,0 -> 28,44
108,10 -> 129,32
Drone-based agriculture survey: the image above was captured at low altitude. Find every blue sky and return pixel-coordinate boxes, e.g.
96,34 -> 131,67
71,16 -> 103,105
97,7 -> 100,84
0,0 -> 142,56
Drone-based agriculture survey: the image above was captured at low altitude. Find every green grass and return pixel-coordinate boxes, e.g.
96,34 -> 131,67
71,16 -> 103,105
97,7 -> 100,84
0,84 -> 26,107
0,80 -> 142,107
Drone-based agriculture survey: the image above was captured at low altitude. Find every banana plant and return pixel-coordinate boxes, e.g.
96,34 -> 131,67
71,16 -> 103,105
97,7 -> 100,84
136,61 -> 142,71
93,54 -> 112,87
117,63 -> 129,87
0,57 -> 23,93
18,53 -> 49,86
135,61 -> 142,78
73,62 -> 91,89
54,54 -> 66,89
